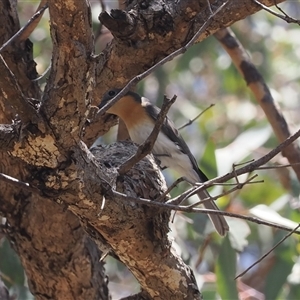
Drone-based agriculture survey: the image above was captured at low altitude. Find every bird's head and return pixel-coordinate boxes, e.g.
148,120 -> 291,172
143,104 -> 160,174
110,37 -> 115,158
99,88 -> 142,117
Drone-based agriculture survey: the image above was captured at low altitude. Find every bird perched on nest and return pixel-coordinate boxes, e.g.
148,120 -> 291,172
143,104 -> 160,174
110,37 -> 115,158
99,89 -> 229,236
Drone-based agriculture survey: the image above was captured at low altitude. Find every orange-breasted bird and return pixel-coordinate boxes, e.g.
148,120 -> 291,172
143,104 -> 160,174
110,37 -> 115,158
99,89 -> 229,236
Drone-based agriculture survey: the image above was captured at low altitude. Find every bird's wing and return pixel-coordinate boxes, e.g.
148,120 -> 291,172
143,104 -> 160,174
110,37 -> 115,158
142,99 -> 208,182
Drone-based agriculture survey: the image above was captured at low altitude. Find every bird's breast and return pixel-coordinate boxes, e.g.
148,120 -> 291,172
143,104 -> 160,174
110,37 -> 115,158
128,122 -> 196,181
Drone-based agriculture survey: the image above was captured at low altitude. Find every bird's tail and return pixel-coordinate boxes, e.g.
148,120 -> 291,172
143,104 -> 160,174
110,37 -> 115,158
197,190 -> 229,236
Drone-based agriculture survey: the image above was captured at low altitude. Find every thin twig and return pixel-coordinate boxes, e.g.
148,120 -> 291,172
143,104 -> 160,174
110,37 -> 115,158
112,189 -> 300,234
107,128 -> 300,233
31,63 -> 52,82
206,0 -> 213,15
118,95 -> 177,174
156,177 -> 185,202
0,173 -> 40,194
185,175 -> 260,209
195,235 -> 211,268
235,223 -> 300,279
99,0 -> 106,12
97,1 -> 229,116
166,128 -> 300,206
0,3 -> 48,53
257,162 -> 300,170
252,0 -> 300,25
178,104 -> 215,131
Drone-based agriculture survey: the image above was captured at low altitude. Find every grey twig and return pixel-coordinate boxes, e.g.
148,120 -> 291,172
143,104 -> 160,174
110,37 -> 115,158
0,2 -> 48,52
178,104 -> 215,131
235,223 -> 300,279
252,0 -> 300,25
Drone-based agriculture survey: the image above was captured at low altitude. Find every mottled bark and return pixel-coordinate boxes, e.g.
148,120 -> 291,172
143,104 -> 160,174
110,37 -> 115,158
0,0 -> 287,299
0,1 -> 107,299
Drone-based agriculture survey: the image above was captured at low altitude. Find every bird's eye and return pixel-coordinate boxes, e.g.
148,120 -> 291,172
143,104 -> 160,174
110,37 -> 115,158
108,90 -> 116,97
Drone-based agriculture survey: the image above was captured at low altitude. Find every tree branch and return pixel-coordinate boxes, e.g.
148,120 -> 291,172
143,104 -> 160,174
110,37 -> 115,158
89,0 -> 287,144
0,2 -> 48,52
214,27 -> 300,181
252,0 -> 300,24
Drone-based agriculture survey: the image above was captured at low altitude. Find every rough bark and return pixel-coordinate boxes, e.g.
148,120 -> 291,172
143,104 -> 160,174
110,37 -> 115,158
0,0 -> 288,299
0,1 -> 108,299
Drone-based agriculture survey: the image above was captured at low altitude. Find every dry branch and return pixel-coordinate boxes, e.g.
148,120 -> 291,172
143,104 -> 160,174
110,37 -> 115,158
214,27 -> 300,181
0,2 -> 48,52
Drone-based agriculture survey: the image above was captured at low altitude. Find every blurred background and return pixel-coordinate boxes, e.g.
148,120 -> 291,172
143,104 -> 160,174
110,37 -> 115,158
1,1 -> 300,299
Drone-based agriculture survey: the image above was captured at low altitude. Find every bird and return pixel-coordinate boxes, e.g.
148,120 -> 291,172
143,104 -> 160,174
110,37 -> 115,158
99,88 -> 229,236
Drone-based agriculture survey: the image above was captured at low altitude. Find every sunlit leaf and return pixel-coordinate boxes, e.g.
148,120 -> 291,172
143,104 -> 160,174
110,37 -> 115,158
228,218 -> 251,252
250,204 -> 300,233
215,125 -> 272,176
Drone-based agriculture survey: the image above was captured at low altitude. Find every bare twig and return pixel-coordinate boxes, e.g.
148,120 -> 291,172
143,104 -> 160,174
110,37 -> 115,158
118,95 -> 177,174
195,235 -> 211,268
99,0 -> 106,12
252,0 -> 300,25
0,3 -> 48,53
235,223 -> 300,279
107,128 -> 300,233
97,1 -> 229,116
156,177 -> 185,202
205,0 -> 213,15
183,127 -> 300,196
112,189 -> 300,234
0,172 -> 40,194
257,162 -> 300,170
178,104 -> 215,131
31,63 -> 52,82
186,175 -> 261,209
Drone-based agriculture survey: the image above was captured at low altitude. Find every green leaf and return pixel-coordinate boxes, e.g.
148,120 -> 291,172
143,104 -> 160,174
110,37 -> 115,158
250,205 -> 300,233
215,125 -> 272,175
228,218 -> 250,252
216,235 -> 239,300
200,138 -> 217,180
264,234 -> 294,299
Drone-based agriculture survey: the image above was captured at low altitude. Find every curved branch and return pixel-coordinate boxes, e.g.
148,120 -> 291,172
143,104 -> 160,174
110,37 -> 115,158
214,27 -> 300,181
